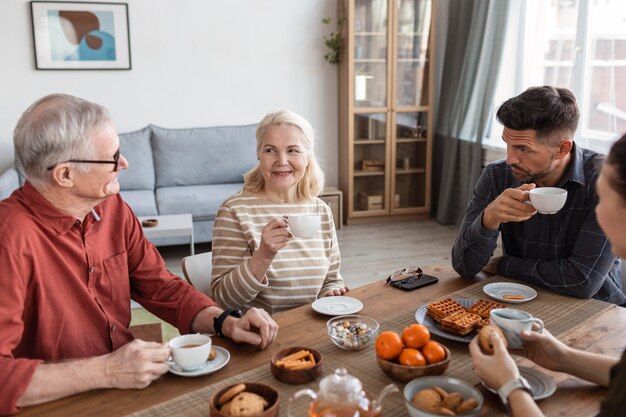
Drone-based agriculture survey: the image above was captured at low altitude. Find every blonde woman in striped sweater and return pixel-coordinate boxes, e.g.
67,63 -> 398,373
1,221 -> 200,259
211,110 -> 348,314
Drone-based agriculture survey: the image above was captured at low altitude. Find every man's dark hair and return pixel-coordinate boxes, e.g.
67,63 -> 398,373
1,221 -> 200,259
606,133 -> 626,202
496,86 -> 580,146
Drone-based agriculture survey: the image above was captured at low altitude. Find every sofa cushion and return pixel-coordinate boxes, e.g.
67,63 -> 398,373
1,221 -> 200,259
156,183 -> 244,220
151,124 -> 257,188
117,126 -> 155,190
0,168 -> 20,200
119,190 -> 158,216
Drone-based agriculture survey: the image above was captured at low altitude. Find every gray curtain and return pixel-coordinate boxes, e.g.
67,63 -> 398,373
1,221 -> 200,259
432,0 -> 512,225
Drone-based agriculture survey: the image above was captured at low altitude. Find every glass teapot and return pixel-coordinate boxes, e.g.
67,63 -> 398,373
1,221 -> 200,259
288,368 -> 399,417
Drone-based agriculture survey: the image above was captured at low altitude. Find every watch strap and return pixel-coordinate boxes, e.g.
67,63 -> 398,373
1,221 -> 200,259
213,308 -> 243,337
498,376 -> 532,411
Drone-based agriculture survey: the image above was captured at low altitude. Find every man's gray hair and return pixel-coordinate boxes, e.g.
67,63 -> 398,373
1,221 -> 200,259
13,93 -> 111,189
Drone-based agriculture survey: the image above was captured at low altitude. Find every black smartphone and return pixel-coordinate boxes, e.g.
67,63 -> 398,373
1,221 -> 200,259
390,274 -> 439,291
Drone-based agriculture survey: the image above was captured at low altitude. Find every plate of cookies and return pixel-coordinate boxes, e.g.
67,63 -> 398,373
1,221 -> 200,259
415,299 -> 506,343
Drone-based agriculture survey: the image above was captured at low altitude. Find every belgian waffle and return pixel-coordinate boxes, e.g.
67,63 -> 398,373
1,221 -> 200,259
475,318 -> 490,331
441,311 -> 482,336
468,299 -> 506,319
426,298 -> 467,323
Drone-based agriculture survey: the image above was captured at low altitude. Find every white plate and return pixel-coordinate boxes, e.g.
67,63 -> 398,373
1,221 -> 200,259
312,296 -> 364,316
481,366 -> 556,400
483,283 -> 537,304
415,299 -> 476,343
167,346 -> 230,377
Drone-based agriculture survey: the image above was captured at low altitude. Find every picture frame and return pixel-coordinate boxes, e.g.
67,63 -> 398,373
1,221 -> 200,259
30,1 -> 131,70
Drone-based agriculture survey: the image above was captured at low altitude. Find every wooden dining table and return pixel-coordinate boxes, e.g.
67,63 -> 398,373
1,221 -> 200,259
18,265 -> 626,416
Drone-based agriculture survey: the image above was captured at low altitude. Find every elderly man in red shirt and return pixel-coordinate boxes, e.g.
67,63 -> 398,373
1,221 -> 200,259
0,94 -> 279,415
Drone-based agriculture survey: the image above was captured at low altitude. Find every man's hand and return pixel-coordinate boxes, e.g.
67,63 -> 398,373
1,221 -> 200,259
257,218 -> 291,261
469,332 -> 519,390
482,183 -> 537,230
482,256 -> 502,274
221,307 -> 278,349
323,286 -> 350,297
103,339 -> 170,389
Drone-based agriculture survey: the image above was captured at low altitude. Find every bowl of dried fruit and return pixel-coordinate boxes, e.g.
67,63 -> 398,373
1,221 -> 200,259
210,382 -> 279,417
326,315 -> 379,351
270,346 -> 322,384
404,376 -> 483,417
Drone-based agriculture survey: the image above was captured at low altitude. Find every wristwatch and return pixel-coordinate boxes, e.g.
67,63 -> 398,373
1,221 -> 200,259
213,308 -> 243,337
497,376 -> 532,412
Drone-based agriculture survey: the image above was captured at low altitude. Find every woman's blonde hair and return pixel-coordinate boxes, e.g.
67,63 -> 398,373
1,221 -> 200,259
244,110 -> 324,201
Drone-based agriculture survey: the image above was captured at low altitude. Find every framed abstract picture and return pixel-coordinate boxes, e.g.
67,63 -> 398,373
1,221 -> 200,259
30,1 -> 131,70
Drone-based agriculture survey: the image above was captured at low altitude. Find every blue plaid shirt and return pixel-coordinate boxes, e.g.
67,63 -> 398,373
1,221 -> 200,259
452,143 -> 625,305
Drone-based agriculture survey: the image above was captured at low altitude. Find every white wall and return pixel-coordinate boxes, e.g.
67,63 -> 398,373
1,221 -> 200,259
0,0 -> 340,185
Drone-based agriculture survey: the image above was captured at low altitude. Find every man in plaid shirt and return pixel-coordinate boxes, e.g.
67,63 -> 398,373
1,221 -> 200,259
452,86 -> 625,305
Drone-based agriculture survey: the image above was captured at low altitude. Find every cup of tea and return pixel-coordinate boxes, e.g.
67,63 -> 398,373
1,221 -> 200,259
489,308 -> 544,349
527,187 -> 567,214
287,214 -> 321,238
168,334 -> 212,371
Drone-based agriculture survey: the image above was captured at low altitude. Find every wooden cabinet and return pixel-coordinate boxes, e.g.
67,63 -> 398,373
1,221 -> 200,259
319,187 -> 344,229
338,0 -> 434,225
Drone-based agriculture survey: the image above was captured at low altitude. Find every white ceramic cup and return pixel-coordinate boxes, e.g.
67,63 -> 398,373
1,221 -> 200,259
527,187 -> 567,214
288,214 -> 321,238
489,308 -> 544,349
168,334 -> 212,371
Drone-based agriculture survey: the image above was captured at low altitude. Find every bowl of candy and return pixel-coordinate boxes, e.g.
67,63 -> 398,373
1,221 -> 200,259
327,315 -> 379,351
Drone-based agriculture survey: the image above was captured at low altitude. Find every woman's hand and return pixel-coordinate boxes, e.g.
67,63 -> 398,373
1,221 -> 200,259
323,287 -> 350,297
257,218 -> 291,260
469,332 -> 519,390
516,326 -> 570,372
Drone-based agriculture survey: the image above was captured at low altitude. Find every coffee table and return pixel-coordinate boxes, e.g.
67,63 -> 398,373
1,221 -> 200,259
138,214 -> 195,255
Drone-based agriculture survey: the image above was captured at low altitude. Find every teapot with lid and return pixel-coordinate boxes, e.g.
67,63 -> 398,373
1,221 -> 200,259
288,367 -> 399,417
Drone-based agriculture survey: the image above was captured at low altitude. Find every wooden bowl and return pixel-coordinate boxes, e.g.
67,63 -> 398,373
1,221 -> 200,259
209,382 -> 279,417
376,346 -> 451,383
270,346 -> 322,384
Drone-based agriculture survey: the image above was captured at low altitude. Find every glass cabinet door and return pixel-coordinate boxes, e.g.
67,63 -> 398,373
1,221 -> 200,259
394,111 -> 428,209
353,112 -> 388,212
354,0 -> 389,108
395,0 -> 432,107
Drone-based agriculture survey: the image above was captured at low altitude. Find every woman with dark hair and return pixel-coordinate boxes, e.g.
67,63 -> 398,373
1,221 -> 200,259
469,133 -> 626,416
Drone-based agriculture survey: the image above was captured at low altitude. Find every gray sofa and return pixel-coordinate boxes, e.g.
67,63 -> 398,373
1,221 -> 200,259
0,123 -> 258,245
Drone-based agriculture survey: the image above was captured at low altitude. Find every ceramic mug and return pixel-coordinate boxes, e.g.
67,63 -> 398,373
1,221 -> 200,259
527,187 -> 567,214
169,333 -> 212,371
288,214 -> 321,238
489,308 -> 544,349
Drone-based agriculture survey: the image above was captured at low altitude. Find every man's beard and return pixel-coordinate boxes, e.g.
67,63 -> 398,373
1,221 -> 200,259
510,165 -> 553,183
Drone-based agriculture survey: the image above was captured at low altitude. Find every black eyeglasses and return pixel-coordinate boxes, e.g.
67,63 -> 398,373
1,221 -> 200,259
47,149 -> 121,172
386,266 -> 423,284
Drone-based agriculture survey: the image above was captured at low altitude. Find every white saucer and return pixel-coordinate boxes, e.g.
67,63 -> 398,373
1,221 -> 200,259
167,346 -> 230,377
312,296 -> 363,316
483,282 -> 537,303
481,366 -> 556,400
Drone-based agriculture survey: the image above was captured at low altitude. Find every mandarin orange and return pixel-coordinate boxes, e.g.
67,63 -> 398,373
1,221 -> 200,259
375,331 -> 403,360
401,323 -> 430,349
422,341 -> 446,364
398,348 -> 427,366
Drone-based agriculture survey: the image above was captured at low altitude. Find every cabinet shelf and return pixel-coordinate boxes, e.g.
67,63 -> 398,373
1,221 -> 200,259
355,59 -> 387,63
355,139 -> 385,144
396,138 -> 427,143
354,170 -> 385,177
396,168 -> 426,174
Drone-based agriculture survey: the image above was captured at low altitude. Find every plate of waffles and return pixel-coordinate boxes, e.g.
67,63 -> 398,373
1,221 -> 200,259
415,298 -> 506,343
483,283 -> 537,303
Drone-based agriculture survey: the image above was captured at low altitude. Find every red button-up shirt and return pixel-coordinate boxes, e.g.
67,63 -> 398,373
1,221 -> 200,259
0,183 -> 216,414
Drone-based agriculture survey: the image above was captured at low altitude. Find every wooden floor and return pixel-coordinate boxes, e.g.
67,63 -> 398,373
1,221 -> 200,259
157,219 -> 460,289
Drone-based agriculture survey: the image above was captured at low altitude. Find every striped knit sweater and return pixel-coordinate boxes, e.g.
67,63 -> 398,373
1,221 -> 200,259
211,191 -> 344,314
